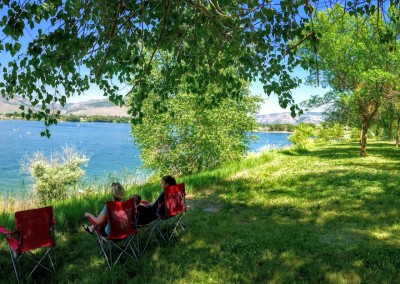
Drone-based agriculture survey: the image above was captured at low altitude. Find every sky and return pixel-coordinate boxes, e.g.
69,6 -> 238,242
250,78 -> 328,114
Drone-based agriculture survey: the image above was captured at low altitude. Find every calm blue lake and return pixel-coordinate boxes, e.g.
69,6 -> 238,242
0,120 -> 291,196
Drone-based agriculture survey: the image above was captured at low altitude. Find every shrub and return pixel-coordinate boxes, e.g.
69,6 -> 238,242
350,128 -> 361,142
288,124 -> 315,150
316,123 -> 345,143
21,145 -> 89,204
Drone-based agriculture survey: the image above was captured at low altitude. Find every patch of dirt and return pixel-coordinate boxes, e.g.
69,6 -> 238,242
186,199 -> 222,213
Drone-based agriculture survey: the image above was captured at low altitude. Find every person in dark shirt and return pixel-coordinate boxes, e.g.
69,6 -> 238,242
136,175 -> 177,225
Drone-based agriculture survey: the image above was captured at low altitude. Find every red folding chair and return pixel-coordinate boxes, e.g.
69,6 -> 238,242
85,197 -> 139,268
143,183 -> 187,251
0,206 -> 56,283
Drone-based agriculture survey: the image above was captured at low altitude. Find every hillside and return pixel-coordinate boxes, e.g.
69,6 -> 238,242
256,110 -> 326,125
1,97 -> 325,123
0,97 -> 129,117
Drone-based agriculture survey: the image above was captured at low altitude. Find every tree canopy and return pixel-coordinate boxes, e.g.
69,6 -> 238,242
1,1 -> 400,136
299,3 -> 400,155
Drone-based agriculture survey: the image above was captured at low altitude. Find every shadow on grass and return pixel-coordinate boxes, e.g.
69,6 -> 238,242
283,141 -> 400,161
1,142 -> 400,283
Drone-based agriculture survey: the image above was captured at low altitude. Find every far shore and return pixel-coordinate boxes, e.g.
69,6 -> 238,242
254,129 -> 293,134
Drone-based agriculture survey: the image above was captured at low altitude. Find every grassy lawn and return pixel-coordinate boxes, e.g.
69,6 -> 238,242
1,141 -> 400,283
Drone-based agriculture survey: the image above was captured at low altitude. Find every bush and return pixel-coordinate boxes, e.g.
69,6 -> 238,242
21,146 -> 89,204
316,123 -> 345,143
350,128 -> 361,142
288,124 -> 315,150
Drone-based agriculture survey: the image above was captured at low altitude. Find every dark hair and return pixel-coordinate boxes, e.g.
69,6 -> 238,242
162,175 -> 177,186
132,194 -> 142,205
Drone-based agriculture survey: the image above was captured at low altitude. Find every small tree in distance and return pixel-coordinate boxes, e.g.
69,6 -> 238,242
288,124 -> 316,150
21,145 -> 89,203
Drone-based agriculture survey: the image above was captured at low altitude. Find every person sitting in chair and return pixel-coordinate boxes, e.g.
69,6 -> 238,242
131,194 -> 142,205
154,175 -> 177,217
135,175 -> 177,225
84,182 -> 125,236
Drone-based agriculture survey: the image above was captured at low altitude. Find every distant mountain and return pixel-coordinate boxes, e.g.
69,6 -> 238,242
1,97 -> 326,123
58,100 -> 129,117
256,110 -> 326,125
0,97 -> 129,117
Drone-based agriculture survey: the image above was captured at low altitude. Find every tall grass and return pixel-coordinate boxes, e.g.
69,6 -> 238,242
1,141 -> 400,283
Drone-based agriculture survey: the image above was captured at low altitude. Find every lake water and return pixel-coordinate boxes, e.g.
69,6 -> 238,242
0,120 -> 291,196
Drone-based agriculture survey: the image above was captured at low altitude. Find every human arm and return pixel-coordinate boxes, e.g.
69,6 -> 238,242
85,205 -> 108,226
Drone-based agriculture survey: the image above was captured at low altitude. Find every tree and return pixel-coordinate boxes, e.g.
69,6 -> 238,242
130,65 -> 261,175
386,96 -> 400,146
375,100 -> 397,140
299,4 -> 400,156
288,123 -> 315,150
1,1 -> 400,140
316,123 -> 345,143
3,1 -> 397,135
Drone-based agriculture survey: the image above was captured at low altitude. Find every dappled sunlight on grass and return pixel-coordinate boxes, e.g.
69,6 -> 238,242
359,224 -> 400,245
1,142 -> 400,282
325,271 -> 362,284
279,250 -> 306,270
182,269 -> 230,284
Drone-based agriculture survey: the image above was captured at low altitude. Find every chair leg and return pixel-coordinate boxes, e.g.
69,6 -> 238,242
112,236 -> 138,265
142,221 -> 162,253
167,215 -> 186,240
107,241 -> 113,268
96,233 -> 112,269
27,247 -> 55,277
8,246 -> 20,283
48,253 -> 56,272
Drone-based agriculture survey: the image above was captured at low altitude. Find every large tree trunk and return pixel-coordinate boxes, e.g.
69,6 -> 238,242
357,96 -> 380,156
360,120 -> 369,156
389,120 -> 394,141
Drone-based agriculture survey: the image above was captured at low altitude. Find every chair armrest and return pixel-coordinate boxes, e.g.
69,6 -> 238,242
0,226 -> 11,234
0,226 -> 16,236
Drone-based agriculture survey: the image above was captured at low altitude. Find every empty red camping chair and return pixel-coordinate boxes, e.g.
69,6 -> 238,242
144,183 -> 187,250
0,206 -> 56,283
85,197 -> 139,268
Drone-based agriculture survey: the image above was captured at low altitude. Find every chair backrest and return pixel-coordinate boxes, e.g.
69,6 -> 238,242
164,183 -> 186,218
15,206 -> 55,253
106,198 -> 137,239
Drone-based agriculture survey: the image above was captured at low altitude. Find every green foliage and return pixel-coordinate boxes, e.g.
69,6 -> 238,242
62,115 -> 80,122
4,111 -> 21,117
130,68 -> 261,175
288,124 -> 315,150
64,114 -> 129,123
299,4 -> 400,156
1,1 -> 398,137
316,123 -> 345,143
21,146 -> 89,203
260,123 -> 295,132
350,127 -> 361,141
3,1 -> 385,132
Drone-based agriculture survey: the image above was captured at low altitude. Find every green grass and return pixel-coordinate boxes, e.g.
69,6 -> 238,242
1,141 -> 400,283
